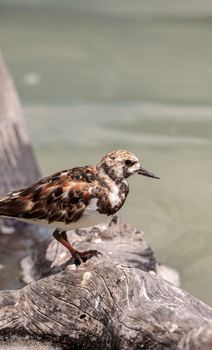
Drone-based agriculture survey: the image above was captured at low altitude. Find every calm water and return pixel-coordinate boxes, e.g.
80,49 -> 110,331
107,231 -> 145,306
0,1 -> 212,305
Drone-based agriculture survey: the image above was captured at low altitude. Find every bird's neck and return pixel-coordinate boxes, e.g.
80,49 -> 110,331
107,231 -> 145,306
93,166 -> 129,216
97,168 -> 129,207
96,162 -> 124,185
96,166 -> 125,188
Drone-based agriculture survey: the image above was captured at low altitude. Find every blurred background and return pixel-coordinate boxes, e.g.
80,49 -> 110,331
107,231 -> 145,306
0,0 -> 212,305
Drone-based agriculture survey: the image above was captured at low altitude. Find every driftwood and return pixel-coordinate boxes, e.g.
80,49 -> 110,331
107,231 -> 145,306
0,51 -> 50,291
0,52 -> 212,349
0,52 -> 40,196
0,218 -> 212,350
0,51 -> 42,239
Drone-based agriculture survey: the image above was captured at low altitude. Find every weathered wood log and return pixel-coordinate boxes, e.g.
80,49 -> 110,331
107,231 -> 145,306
1,217 -> 212,350
0,52 -> 40,196
0,52 -> 50,290
0,51 -> 41,237
1,263 -> 212,350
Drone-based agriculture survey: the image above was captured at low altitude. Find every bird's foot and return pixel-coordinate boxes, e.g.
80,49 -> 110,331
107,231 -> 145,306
72,249 -> 102,266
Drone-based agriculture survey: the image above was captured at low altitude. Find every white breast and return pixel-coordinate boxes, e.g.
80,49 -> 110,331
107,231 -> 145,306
108,184 -> 121,207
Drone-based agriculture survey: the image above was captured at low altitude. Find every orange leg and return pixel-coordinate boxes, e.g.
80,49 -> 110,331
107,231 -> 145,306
53,229 -> 102,265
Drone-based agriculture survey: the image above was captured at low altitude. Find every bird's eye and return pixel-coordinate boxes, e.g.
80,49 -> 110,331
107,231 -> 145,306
125,159 -> 133,166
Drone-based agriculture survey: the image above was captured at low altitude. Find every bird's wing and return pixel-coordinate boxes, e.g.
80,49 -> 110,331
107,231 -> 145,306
0,167 -> 101,225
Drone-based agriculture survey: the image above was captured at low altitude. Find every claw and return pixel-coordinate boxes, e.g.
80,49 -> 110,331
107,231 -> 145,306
73,251 -> 82,266
72,249 -> 102,265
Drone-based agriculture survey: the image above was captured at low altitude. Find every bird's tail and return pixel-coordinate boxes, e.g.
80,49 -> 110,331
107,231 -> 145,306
0,195 -> 12,217
0,190 -> 24,218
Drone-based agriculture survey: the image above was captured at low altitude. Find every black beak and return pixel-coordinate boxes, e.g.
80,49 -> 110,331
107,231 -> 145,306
137,166 -> 160,179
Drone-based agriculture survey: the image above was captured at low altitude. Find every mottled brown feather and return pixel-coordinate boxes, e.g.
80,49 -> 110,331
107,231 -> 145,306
0,167 -> 99,224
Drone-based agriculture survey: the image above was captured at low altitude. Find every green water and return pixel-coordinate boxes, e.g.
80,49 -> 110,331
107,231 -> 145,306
0,1 -> 212,305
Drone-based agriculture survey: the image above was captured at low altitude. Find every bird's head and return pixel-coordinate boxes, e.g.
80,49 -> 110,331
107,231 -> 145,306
97,150 -> 159,182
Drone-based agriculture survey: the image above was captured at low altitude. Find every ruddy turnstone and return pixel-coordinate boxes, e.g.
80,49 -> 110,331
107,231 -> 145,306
0,150 -> 159,265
